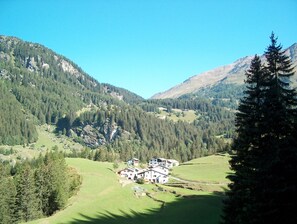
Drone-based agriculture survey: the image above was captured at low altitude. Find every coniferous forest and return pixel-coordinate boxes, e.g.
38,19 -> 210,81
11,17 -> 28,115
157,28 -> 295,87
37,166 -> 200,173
222,33 -> 297,223
0,151 -> 81,223
1,33 -> 297,224
0,35 -> 232,161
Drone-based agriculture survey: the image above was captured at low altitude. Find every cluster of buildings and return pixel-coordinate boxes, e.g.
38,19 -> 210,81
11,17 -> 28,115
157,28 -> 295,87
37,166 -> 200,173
118,157 -> 179,184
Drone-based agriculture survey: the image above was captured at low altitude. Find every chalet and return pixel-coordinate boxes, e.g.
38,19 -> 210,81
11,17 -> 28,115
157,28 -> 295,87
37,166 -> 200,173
149,157 -> 179,168
118,167 -> 140,180
137,168 -> 168,184
166,159 -> 179,168
127,158 -> 139,166
118,158 -> 178,184
149,164 -> 169,175
149,158 -> 167,167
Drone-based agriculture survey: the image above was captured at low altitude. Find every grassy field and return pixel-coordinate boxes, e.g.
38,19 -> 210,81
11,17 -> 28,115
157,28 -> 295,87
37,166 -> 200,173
171,154 -> 231,183
154,108 -> 198,123
28,158 -> 224,224
0,125 -> 83,162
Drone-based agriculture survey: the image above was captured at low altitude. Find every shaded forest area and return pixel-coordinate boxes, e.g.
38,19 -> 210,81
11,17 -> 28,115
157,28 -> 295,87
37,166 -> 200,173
0,151 -> 81,223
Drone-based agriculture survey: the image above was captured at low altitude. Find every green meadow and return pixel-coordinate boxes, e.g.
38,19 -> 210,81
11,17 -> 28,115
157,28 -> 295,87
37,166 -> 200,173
172,154 -> 231,183
0,125 -> 83,161
155,108 -> 198,123
28,157 -> 225,224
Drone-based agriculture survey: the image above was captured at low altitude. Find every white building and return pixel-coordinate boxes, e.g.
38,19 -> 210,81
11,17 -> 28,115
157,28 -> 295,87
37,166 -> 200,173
166,159 -> 179,168
149,158 -> 179,168
118,158 -> 178,184
149,158 -> 167,167
118,167 -> 140,180
137,168 -> 168,184
150,165 -> 169,175
127,158 -> 139,166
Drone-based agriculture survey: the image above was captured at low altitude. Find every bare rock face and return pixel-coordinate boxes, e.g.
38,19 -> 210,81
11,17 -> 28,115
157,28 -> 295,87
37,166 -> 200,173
152,43 -> 297,99
81,125 -> 100,148
0,52 -> 10,61
73,120 -> 121,148
59,59 -> 81,78
26,56 -> 38,72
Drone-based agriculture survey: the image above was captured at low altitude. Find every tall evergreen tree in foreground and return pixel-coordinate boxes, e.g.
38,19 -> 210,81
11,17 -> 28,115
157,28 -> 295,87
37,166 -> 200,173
223,33 -> 297,224
222,55 -> 267,224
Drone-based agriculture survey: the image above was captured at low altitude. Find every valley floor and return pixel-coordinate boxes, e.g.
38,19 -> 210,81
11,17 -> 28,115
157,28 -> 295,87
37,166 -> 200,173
27,157 -> 225,224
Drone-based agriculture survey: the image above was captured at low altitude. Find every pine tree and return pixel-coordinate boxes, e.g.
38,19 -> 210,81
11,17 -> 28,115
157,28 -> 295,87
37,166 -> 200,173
223,33 -> 297,224
43,151 -> 69,215
254,33 -> 297,223
0,164 -> 17,224
15,163 -> 42,222
222,55 -> 267,224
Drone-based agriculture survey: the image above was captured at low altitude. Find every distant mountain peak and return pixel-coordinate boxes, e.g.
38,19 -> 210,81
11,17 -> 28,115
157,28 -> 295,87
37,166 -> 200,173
151,43 -> 297,99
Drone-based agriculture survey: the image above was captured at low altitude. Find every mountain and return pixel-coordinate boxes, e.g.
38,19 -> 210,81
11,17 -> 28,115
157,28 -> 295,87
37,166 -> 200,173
152,43 -> 297,99
0,35 -> 144,103
0,35 -> 230,162
0,35 -> 142,144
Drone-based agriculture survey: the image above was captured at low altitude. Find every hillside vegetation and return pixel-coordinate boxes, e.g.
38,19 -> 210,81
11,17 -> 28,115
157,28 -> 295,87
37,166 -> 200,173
152,43 -> 297,99
28,158 -> 224,224
172,154 -> 231,183
0,35 -> 233,162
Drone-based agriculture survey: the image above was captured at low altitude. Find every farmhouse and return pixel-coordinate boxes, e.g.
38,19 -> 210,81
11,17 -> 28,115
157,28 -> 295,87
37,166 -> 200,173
166,159 -> 179,168
149,164 -> 169,175
119,157 -> 179,184
149,157 -> 179,168
127,158 -> 139,166
137,168 -> 168,184
118,167 -> 140,180
149,157 -> 167,167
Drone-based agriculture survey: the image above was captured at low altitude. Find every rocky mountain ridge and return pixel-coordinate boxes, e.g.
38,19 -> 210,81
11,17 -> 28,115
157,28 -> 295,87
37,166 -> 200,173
0,35 -> 143,103
152,43 -> 297,99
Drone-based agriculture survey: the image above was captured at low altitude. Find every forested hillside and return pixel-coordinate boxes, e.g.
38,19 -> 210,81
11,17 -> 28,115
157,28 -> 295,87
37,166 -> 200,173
0,36 -> 141,144
0,151 -> 80,223
0,35 -> 232,161
0,82 -> 37,145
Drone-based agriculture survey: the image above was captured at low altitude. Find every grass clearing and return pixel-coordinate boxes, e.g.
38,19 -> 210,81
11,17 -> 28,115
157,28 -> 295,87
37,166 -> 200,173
172,154 -> 231,183
28,158 -> 223,224
0,125 -> 83,162
154,108 -> 198,123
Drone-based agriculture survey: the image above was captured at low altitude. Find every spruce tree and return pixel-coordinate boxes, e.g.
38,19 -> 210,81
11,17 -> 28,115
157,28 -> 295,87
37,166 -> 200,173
223,33 -> 297,224
222,55 -> 267,224
15,163 -> 42,222
0,164 -> 17,224
254,33 -> 297,223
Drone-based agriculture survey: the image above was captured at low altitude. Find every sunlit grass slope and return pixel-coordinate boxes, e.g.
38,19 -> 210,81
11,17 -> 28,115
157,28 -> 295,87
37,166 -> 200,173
28,158 -> 223,224
172,154 -> 231,183
28,158 -> 159,224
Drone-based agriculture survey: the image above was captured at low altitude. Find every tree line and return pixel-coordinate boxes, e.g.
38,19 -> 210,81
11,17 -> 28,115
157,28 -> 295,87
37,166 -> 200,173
0,81 -> 38,145
57,105 -> 228,162
0,36 -> 141,145
0,150 -> 81,224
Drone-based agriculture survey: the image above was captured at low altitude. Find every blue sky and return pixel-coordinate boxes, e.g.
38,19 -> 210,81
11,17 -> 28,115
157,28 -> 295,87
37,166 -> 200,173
1,0 -> 297,98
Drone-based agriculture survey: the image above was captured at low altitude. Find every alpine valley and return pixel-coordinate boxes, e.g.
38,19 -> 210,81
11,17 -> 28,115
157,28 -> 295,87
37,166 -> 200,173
0,35 -> 235,163
1,35 -> 297,224
1,35 -> 296,163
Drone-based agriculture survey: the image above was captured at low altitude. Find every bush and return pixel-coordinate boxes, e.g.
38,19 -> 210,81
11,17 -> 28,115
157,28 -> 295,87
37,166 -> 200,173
136,178 -> 145,184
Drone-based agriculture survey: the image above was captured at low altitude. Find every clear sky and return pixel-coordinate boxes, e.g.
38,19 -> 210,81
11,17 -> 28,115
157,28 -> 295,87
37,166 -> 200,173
1,0 -> 296,98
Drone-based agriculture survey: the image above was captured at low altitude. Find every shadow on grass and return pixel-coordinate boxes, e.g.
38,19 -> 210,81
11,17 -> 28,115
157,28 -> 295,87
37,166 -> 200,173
68,194 -> 223,224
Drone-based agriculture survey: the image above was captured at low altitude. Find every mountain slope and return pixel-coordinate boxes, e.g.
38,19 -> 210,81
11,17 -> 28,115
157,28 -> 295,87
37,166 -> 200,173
0,35 -> 229,161
152,43 -> 297,99
0,35 -> 144,104
0,35 -> 143,144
